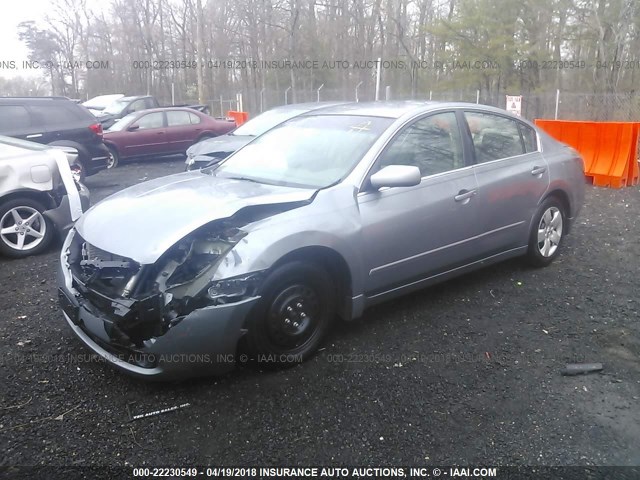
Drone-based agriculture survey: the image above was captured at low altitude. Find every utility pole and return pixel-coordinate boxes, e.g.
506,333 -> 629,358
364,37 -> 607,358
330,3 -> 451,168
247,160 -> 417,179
196,0 -> 205,104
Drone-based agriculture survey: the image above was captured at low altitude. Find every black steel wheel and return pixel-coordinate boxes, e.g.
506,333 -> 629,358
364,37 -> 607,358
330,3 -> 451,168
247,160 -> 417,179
244,261 -> 335,367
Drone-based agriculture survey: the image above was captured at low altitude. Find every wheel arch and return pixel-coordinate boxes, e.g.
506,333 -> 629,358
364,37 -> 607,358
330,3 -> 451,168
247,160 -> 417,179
268,245 -> 353,321
539,188 -> 572,233
0,189 -> 56,211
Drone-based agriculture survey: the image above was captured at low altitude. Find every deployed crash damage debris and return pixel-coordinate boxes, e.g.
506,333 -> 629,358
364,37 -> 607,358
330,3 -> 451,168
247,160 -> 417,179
561,363 -> 604,376
65,219 -> 264,350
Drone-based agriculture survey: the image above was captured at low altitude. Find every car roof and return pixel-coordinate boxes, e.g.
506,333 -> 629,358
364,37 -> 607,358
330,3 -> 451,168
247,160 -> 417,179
301,100 -> 522,120
130,106 -> 201,114
0,96 -> 73,104
119,95 -> 151,101
264,101 -> 351,113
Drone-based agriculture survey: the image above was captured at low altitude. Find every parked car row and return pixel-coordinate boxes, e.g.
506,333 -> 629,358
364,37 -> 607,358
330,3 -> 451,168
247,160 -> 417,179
0,95 -> 238,179
104,107 -> 235,168
0,94 -> 241,258
56,101 -> 585,381
87,95 -> 212,129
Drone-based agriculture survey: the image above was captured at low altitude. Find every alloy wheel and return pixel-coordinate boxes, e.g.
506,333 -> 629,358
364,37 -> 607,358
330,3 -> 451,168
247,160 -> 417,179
0,206 -> 47,251
537,206 -> 563,257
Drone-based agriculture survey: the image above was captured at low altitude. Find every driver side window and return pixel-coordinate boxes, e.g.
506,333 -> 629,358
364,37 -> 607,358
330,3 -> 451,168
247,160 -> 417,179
377,112 -> 464,177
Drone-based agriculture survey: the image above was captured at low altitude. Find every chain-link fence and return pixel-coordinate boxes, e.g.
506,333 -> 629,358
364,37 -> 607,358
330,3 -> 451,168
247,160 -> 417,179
160,86 -> 640,122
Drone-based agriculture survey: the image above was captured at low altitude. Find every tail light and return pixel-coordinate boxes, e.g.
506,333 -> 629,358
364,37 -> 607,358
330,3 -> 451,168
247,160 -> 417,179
89,123 -> 103,138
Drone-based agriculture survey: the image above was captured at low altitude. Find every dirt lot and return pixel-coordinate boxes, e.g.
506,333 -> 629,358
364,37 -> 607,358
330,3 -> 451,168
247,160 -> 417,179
1,156 -> 639,469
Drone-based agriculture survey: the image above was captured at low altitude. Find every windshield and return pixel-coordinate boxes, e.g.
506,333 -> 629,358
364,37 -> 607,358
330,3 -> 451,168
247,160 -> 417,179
106,113 -> 138,131
211,115 -> 392,189
233,108 -> 311,136
103,99 -> 130,115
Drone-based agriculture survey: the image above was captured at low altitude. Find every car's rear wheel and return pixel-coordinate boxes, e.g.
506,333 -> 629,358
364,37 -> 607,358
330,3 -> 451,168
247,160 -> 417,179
526,197 -> 565,267
0,197 -> 54,258
106,146 -> 119,169
243,261 -> 335,367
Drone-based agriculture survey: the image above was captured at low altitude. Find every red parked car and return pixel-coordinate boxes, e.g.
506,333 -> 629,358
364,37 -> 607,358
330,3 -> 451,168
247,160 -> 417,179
103,107 -> 235,168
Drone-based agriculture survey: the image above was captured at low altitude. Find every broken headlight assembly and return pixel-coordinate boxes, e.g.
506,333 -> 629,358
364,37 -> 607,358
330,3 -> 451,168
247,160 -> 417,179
206,272 -> 263,303
158,226 -> 247,293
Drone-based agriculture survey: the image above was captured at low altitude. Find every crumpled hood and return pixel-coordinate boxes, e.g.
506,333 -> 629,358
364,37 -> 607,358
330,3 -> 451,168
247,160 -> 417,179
187,135 -> 253,158
75,171 -> 316,264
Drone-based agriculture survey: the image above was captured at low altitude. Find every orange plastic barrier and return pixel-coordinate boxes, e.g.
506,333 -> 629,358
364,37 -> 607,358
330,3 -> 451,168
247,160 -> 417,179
227,111 -> 249,126
535,120 -> 640,188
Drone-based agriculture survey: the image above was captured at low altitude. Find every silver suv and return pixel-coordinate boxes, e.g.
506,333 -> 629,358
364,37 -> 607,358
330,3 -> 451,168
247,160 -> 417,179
0,136 -> 89,258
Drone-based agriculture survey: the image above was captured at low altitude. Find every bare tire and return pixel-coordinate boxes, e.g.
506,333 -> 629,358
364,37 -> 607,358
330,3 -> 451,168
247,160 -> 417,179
526,197 -> 565,267
243,261 -> 335,367
0,197 -> 54,258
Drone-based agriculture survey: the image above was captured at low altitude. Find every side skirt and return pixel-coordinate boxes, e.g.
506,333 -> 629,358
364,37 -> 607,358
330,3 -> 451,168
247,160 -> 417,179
350,246 -> 527,319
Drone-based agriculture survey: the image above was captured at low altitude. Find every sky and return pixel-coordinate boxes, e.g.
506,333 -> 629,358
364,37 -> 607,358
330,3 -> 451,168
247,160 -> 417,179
0,0 -> 51,77
0,0 -> 107,79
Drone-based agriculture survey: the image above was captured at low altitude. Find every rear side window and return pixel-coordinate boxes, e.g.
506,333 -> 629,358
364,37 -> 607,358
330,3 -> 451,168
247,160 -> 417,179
519,123 -> 539,152
189,113 -> 201,124
0,105 -> 31,130
465,111 -> 525,162
166,111 -> 191,126
28,104 -> 82,126
135,112 -> 164,129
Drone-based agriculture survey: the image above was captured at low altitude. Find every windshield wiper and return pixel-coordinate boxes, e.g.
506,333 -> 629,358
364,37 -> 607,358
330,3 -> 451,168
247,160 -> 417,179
224,175 -> 262,184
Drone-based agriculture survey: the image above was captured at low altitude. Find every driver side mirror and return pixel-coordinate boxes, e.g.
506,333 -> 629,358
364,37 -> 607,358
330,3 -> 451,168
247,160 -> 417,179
370,165 -> 421,190
127,124 -> 140,132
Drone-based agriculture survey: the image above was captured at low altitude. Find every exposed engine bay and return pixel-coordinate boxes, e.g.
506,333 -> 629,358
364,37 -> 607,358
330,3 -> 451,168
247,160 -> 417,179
67,220 -> 263,347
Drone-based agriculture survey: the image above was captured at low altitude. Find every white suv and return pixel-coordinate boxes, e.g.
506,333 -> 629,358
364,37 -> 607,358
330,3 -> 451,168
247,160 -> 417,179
0,135 -> 89,258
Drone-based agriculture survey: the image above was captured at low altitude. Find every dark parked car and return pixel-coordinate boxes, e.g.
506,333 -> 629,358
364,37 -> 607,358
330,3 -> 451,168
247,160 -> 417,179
0,97 -> 111,181
103,107 -> 236,167
185,102 -> 349,171
58,101 -> 584,380
94,95 -> 211,129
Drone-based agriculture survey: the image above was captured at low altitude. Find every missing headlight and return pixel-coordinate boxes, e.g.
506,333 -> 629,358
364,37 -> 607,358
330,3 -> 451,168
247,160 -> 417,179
155,226 -> 247,295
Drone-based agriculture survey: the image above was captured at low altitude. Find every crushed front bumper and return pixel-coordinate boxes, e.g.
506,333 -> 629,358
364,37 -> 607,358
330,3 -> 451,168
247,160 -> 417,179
57,261 -> 259,381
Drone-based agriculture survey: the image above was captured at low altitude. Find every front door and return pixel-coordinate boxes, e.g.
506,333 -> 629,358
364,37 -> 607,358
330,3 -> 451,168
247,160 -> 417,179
358,111 -> 480,295
124,112 -> 167,157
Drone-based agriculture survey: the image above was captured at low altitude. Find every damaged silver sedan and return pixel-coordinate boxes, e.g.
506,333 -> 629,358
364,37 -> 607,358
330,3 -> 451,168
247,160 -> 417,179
58,102 -> 584,380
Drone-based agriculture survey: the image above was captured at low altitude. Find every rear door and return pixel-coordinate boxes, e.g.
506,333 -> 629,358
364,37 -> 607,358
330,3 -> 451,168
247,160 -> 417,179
0,104 -> 50,143
358,111 -> 481,295
463,110 -> 549,254
166,110 -> 199,152
27,102 -> 94,146
123,112 -> 167,157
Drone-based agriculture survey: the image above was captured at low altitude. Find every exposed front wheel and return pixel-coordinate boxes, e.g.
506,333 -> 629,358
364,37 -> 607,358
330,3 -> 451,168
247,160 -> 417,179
0,198 -> 54,258
526,197 -> 565,267
244,261 -> 335,367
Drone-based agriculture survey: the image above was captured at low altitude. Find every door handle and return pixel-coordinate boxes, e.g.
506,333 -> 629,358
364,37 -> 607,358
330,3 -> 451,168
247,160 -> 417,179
26,133 -> 43,139
531,166 -> 546,176
454,189 -> 477,202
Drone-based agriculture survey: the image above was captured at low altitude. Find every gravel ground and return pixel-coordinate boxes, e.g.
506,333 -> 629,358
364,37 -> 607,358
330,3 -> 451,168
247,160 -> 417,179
1,156 -> 639,469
